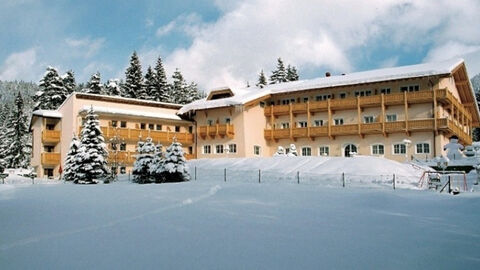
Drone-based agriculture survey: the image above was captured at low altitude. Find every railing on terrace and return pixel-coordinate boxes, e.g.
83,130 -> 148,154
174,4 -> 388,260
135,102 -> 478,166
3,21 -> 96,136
198,124 -> 234,139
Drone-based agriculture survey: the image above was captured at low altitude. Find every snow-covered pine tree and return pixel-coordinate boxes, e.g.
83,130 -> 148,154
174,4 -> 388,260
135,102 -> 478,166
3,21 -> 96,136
286,65 -> 299,81
124,51 -> 146,99
75,107 -> 109,184
256,69 -> 268,88
34,66 -> 68,110
104,79 -> 122,96
132,137 -> 156,184
472,75 -> 480,141
171,69 -> 189,104
270,58 -> 288,84
3,92 -> 30,168
62,70 -> 76,95
162,139 -> 190,182
63,135 -> 80,181
0,103 -> 11,128
287,144 -> 298,156
144,66 -> 157,101
154,56 -> 170,102
84,72 -> 102,94
150,143 -> 165,183
273,146 -> 286,156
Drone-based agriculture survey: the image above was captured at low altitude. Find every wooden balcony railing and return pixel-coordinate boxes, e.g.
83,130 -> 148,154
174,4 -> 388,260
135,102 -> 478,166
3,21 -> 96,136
107,150 -> 196,166
79,126 -> 194,145
198,124 -> 234,139
42,130 -> 61,144
41,152 -> 60,166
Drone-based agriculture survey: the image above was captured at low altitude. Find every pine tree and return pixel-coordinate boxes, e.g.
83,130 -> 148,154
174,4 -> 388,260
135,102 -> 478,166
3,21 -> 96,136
132,137 -> 156,184
84,72 -> 102,94
270,58 -> 288,84
153,56 -> 170,102
150,143 -> 165,183
256,70 -> 268,88
124,51 -> 145,99
144,66 -> 157,101
0,103 -> 11,127
3,92 -> 30,168
63,135 -> 80,181
75,107 -> 109,184
286,65 -> 299,81
62,70 -> 76,95
472,76 -> 480,141
34,66 -> 68,110
162,139 -> 190,182
171,69 -> 188,104
104,79 -> 122,96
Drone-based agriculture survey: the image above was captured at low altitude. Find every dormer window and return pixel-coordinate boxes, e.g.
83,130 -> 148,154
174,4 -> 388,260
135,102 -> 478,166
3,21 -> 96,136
206,87 -> 234,100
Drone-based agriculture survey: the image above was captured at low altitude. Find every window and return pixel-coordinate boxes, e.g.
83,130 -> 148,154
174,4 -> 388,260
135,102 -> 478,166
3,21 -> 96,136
111,143 -> 117,151
140,123 -> 146,129
188,126 -> 193,133
301,147 -> 312,156
120,143 -> 126,151
380,88 -> 391,94
120,167 -> 126,174
175,126 -> 180,132
386,114 -> 397,122
111,120 -> 118,127
225,118 -> 231,124
282,99 -> 290,105
334,118 -> 344,125
303,97 -> 309,103
188,146 -> 193,154
44,168 -> 54,178
340,93 -> 347,99
254,145 -> 261,156
401,85 -> 419,92
319,146 -> 329,156
148,123 -> 154,130
314,120 -> 324,126
416,143 -> 430,154
203,145 -> 211,154
260,101 -> 266,108
120,121 -> 127,128
354,90 -> 372,97
363,116 -> 374,123
298,121 -> 307,128
315,94 -> 331,101
216,144 -> 224,154
281,122 -> 290,129
228,144 -> 237,154
44,146 -> 54,152
46,124 -> 55,130
393,144 -> 406,154
207,119 -> 214,126
365,90 -> 372,96
372,144 -> 384,155
156,124 -> 162,131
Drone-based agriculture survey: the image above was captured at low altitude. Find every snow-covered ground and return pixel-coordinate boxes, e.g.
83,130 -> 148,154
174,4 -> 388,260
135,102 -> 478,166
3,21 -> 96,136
1,168 -> 480,269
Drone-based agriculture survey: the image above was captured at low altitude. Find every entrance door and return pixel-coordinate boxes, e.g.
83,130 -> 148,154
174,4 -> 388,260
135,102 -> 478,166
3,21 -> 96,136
344,144 -> 357,157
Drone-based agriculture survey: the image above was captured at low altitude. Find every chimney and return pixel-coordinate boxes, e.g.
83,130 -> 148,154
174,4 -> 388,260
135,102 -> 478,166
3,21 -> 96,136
325,72 -> 331,77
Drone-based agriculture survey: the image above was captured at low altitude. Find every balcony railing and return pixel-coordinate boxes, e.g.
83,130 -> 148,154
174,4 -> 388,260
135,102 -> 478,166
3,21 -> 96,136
42,130 -> 61,144
41,152 -> 60,166
107,151 -> 195,166
198,124 -> 234,139
79,126 -> 194,145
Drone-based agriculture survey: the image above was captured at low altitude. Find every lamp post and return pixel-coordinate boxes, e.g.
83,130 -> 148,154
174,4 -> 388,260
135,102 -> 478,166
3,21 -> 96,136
403,139 -> 412,162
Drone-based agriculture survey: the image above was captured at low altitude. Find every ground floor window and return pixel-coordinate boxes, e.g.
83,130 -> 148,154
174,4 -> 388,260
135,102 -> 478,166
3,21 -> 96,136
44,168 -> 53,178
371,144 -> 384,155
344,144 -> 357,157
416,143 -> 430,154
254,145 -> 261,156
203,145 -> 211,154
319,146 -> 329,156
228,144 -> 237,154
393,144 -> 406,154
301,147 -> 312,156
216,144 -> 224,154
120,167 -> 126,174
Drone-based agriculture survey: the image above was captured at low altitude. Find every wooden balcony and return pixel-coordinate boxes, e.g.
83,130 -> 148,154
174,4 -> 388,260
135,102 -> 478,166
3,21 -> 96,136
79,126 -> 194,145
198,124 -> 234,139
41,152 -> 60,166
107,151 -> 195,166
42,130 -> 61,144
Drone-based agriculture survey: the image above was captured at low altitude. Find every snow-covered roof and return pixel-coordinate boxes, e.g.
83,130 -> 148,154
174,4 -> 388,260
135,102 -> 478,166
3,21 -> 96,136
79,105 -> 185,122
179,58 -> 464,114
32,110 -> 62,118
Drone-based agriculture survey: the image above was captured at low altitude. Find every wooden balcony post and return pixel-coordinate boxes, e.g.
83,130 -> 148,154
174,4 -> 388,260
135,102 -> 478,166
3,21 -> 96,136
270,106 -> 274,140
327,99 -> 332,139
404,91 -> 409,135
433,89 -> 438,133
357,96 -> 362,137
216,123 -> 219,138
289,103 -> 293,139
381,94 -> 386,136
307,101 -> 311,139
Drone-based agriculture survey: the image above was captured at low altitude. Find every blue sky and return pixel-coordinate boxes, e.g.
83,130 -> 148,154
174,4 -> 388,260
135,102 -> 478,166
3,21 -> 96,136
1,0 -> 480,91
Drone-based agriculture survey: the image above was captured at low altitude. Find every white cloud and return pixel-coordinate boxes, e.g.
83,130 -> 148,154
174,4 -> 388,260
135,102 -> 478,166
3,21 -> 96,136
0,48 -> 39,81
65,37 -> 105,58
155,13 -> 204,38
155,0 -> 480,90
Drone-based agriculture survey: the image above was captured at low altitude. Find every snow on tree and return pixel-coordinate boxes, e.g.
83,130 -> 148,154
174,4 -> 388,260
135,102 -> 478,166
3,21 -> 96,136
34,66 -> 68,110
256,69 -> 268,88
144,66 -> 157,101
170,68 -> 189,104
287,144 -> 298,156
286,65 -> 299,81
273,146 -> 286,156
2,92 -> 31,168
150,143 -> 165,183
270,58 -> 288,84
153,56 -> 170,102
124,51 -> 145,99
63,135 -> 80,181
0,103 -> 11,128
132,137 -> 156,184
83,72 -> 102,94
104,79 -> 122,96
62,70 -> 76,95
75,107 -> 109,184
162,139 -> 190,182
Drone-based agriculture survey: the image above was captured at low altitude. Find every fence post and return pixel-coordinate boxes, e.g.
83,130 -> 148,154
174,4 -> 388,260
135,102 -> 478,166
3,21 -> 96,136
393,174 -> 396,190
224,168 -> 226,182
194,166 -> 197,181
258,169 -> 261,183
297,171 -> 300,184
448,175 -> 451,193
342,172 -> 345,188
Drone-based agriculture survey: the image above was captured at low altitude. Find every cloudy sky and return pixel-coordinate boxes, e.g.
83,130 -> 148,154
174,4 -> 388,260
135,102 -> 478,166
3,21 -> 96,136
1,0 -> 480,91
